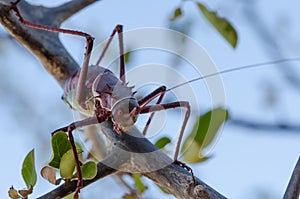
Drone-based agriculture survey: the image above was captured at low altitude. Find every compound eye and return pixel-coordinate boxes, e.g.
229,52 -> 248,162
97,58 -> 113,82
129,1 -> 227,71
111,98 -> 139,132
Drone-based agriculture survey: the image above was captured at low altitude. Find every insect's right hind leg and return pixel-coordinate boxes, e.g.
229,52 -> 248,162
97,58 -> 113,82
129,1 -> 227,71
95,25 -> 126,83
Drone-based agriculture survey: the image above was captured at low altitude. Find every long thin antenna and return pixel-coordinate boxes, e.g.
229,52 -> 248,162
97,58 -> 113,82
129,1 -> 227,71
167,58 -> 300,92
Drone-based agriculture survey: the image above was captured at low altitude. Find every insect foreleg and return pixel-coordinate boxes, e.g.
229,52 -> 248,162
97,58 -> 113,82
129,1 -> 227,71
140,101 -> 190,160
139,101 -> 194,182
52,117 -> 98,199
51,109 -> 110,198
137,86 -> 167,135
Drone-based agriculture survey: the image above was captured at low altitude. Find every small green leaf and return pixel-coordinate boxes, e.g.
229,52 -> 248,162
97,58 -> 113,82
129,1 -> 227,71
197,3 -> 238,48
182,107 -> 229,163
180,139 -> 211,163
22,149 -> 37,188
170,7 -> 182,21
81,161 -> 97,180
59,149 -> 75,179
123,193 -> 139,199
132,173 -> 147,194
62,193 -> 75,199
124,51 -> 131,63
156,184 -> 170,194
154,137 -> 171,149
48,132 -> 72,169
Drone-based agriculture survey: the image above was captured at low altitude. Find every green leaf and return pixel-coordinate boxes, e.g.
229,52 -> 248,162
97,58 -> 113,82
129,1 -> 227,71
62,193 -> 75,199
197,3 -> 238,48
154,137 -> 171,149
48,132 -> 72,169
81,161 -> 97,180
124,51 -> 131,63
182,107 -> 229,163
156,184 -> 170,194
22,149 -> 37,188
181,139 -> 211,163
170,7 -> 182,21
123,194 -> 139,199
59,149 -> 75,179
132,173 -> 147,194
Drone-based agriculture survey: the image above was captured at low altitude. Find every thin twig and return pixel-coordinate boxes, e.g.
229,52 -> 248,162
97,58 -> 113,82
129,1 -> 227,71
51,0 -> 98,25
229,117 -> 300,132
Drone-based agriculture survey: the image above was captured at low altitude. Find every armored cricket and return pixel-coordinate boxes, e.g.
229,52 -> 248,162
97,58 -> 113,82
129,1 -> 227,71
8,1 -> 300,198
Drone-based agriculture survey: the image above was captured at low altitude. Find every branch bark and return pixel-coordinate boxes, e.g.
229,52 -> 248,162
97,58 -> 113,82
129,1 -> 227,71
0,1 -> 226,198
38,120 -> 226,199
283,157 -> 300,199
0,0 -> 97,86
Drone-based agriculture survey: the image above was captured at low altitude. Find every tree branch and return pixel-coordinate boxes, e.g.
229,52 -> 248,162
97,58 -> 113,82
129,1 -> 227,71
283,157 -> 300,199
0,0 -> 97,86
50,0 -> 97,25
38,120 -> 227,199
37,161 -> 117,199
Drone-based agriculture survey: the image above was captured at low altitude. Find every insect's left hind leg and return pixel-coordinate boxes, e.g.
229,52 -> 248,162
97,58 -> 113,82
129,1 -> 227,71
52,117 -> 99,198
139,101 -> 195,183
95,25 -> 126,82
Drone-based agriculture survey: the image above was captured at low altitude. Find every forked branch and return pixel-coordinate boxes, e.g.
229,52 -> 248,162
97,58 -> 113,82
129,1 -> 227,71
0,0 -> 97,86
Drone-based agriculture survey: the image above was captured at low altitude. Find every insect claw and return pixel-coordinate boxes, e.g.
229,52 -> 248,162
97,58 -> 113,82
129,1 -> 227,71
174,160 -> 195,185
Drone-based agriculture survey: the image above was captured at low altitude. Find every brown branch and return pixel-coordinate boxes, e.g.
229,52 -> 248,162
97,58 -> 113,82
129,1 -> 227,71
38,120 -> 227,199
37,161 -> 117,199
50,0 -> 98,25
0,0 -> 97,86
283,157 -> 300,199
0,1 -> 227,198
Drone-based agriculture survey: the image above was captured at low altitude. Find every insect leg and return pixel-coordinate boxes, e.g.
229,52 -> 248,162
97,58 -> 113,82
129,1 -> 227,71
138,86 -> 167,135
95,25 -> 126,83
9,1 -> 94,108
52,108 -> 110,198
52,117 -> 98,199
139,101 -> 195,183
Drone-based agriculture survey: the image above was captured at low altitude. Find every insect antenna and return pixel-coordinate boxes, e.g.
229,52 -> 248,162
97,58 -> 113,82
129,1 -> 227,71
167,58 -> 300,92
